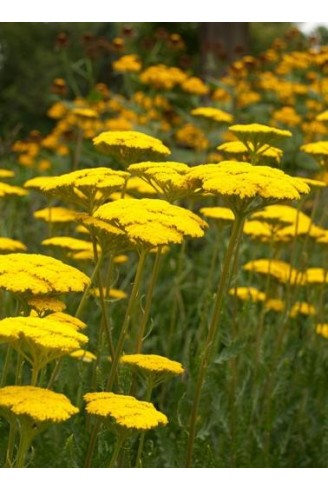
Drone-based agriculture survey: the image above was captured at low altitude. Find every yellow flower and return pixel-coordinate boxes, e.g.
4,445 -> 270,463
175,124 -> 209,151
243,259 -> 302,285
229,123 -> 292,150
120,354 -> 184,376
316,110 -> 328,122
92,287 -> 127,300
301,141 -> 328,161
289,302 -> 316,318
93,131 -> 171,164
42,236 -> 97,254
113,54 -> 142,73
187,162 -> 309,214
181,77 -> 209,96
140,65 -> 187,90
200,206 -> 235,223
84,392 -> 168,431
71,107 -> 98,120
94,198 -> 207,250
271,106 -> 301,127
0,315 -> 88,368
0,182 -> 28,198
0,169 -> 15,179
191,107 -> 233,124
217,141 -> 283,164
265,298 -> 285,312
127,161 -> 197,201
27,296 -> 66,315
0,253 -> 90,296
0,237 -> 27,253
316,324 -> 328,339
228,286 -> 266,303
0,386 -> 78,423
70,349 -> 96,362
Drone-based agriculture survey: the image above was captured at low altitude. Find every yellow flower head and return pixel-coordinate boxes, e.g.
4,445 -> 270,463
0,386 -> 78,423
316,110 -> 328,122
93,131 -> 171,164
113,54 -> 142,73
316,324 -> 328,339
229,123 -> 292,150
289,302 -> 316,318
228,286 -> 266,303
0,253 -> 90,296
34,207 -> 80,224
70,349 -> 96,362
200,206 -> 235,223
301,141 -> 328,163
191,107 -> 233,124
94,198 -> 207,250
84,392 -> 168,431
140,64 -> 187,90
27,296 -> 66,315
120,354 -> 184,376
217,141 -> 283,165
0,182 -> 28,198
187,162 -> 309,214
243,259 -> 302,285
265,298 -> 285,312
0,237 -> 27,253
42,236 -> 97,254
127,161 -> 196,201
0,169 -> 15,179
181,77 -> 209,96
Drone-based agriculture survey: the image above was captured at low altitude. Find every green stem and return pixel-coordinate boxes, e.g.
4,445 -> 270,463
84,250 -> 147,468
15,426 -> 33,468
135,378 -> 154,467
31,364 -> 40,386
4,421 -> 16,467
185,213 -> 245,467
75,252 -> 104,319
72,127 -> 83,171
135,248 -> 162,353
1,345 -> 13,387
108,433 -> 126,468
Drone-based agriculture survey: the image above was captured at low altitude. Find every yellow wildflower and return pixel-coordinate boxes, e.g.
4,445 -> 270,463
0,253 -> 89,295
181,77 -> 209,96
200,206 -> 234,223
217,141 -> 283,164
113,54 -> 142,73
120,354 -> 184,376
140,64 -> 187,90
229,123 -> 292,150
228,286 -> 266,302
0,169 -> 14,179
265,298 -> 285,312
290,302 -> 316,318
175,124 -> 209,151
0,182 -> 28,198
27,296 -> 66,315
0,386 -> 78,423
70,349 -> 96,362
0,237 -> 27,253
191,107 -> 233,124
84,392 -> 168,431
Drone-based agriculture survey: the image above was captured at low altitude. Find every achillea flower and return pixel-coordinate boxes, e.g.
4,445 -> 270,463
181,77 -> 209,95
71,107 -> 98,120
0,182 -> 28,198
228,286 -> 266,303
0,386 -> 78,423
42,236 -> 97,254
127,161 -> 197,201
70,349 -> 96,362
120,354 -> 184,376
300,141 -> 328,162
113,54 -> 142,73
187,162 -> 309,214
229,123 -> 292,150
316,110 -> 328,122
175,124 -> 209,151
84,392 -> 168,431
243,259 -> 303,285
271,106 -> 302,127
93,131 -> 171,164
92,287 -> 127,300
25,168 -> 129,209
140,65 -> 187,90
93,198 -> 207,250
0,169 -> 15,179
0,253 -> 90,295
304,268 -> 328,284
0,237 -> 27,253
44,312 -> 86,330
126,176 -> 158,196
265,298 -> 285,312
200,206 -> 235,223
191,107 -> 233,124
27,296 -> 66,315
316,324 -> 328,339
34,207 -> 80,224
290,302 -> 316,318
217,141 -> 282,164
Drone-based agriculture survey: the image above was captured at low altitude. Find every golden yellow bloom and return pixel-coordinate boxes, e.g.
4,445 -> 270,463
271,106 -> 301,127
229,123 -> 292,149
25,168 -> 129,209
316,324 -> 328,339
127,161 -> 197,201
92,287 -> 127,300
243,259 -> 302,285
301,141 -> 328,161
140,64 -> 187,90
316,110 -> 328,122
175,124 -> 209,151
265,298 -> 285,312
290,302 -> 316,318
181,77 -> 209,96
113,54 -> 142,73
93,131 -> 171,164
187,162 -> 310,213
27,296 -> 66,315
217,141 -> 283,164
228,286 -> 266,302
304,268 -> 328,284
200,206 -> 234,222
0,386 -> 78,423
0,182 -> 28,198
84,392 -> 168,431
0,253 -> 89,295
0,315 -> 88,367
47,101 -> 68,119
120,354 -> 184,376
0,237 -> 27,253
42,236 -> 97,254
191,107 -> 233,124
71,107 -> 98,119
0,169 -> 14,179
70,349 -> 96,362
94,198 -> 207,249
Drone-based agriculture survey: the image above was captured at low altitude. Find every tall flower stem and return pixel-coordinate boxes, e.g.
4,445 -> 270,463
4,421 -> 16,467
135,377 -> 154,467
134,247 -> 162,353
108,432 -> 126,468
15,426 -> 33,468
75,252 -> 104,319
185,213 -> 245,467
84,249 -> 147,468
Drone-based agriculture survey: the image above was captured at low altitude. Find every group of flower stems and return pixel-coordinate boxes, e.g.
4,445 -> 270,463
1,123 -> 326,467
